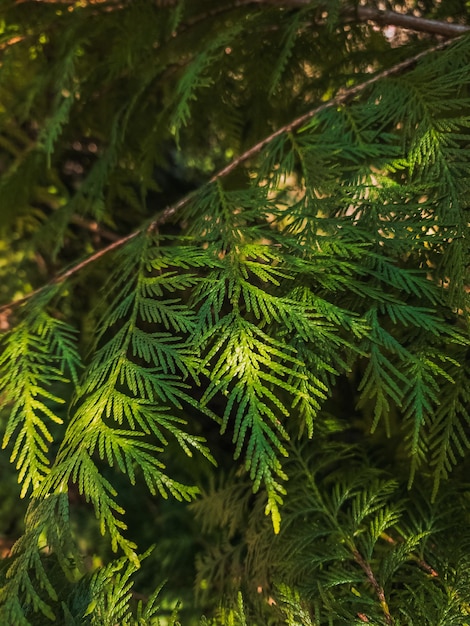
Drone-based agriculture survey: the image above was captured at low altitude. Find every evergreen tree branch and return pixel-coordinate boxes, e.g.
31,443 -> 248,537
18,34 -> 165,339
3,1 -> 470,621
0,35 -> 458,317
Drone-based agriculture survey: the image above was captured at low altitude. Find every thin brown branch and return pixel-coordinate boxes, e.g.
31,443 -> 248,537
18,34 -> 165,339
195,2 -> 470,38
264,2 -> 470,38
352,548 -> 393,625
0,35 -> 26,52
207,36 -> 455,182
7,1 -> 470,42
69,215 -> 121,242
355,7 -> 470,37
0,35 -> 459,316
0,231 -> 139,315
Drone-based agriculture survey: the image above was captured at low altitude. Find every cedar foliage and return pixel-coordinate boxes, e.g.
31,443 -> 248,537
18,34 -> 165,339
0,0 -> 470,624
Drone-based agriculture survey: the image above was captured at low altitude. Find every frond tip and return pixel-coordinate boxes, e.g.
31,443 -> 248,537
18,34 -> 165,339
0,308 -> 81,497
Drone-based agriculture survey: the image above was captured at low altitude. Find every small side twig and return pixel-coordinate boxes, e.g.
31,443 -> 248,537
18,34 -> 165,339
381,532 -> 438,577
69,215 -> 121,242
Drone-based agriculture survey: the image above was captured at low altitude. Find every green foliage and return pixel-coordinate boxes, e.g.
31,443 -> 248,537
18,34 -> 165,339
0,290 -> 81,497
0,1 -> 470,624
193,437 -> 470,624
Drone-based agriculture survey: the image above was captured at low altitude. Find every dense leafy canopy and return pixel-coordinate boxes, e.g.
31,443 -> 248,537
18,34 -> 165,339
0,0 -> 470,624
